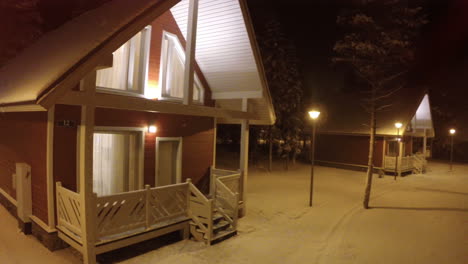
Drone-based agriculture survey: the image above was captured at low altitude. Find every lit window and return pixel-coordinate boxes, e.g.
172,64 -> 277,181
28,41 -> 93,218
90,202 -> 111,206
159,31 -> 204,103
96,26 -> 152,95
93,130 -> 143,196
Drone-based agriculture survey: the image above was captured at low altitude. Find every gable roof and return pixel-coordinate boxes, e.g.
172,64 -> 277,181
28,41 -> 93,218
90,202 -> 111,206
0,0 -> 275,124
312,86 -> 434,137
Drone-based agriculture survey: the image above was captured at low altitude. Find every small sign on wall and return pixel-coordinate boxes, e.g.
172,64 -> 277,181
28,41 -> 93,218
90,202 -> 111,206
57,120 -> 77,128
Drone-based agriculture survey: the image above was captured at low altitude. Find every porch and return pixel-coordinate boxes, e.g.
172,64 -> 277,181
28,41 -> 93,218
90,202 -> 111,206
383,153 -> 427,175
55,167 -> 241,260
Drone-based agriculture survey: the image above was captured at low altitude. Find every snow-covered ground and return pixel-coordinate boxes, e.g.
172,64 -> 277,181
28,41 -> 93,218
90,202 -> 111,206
1,160 -> 467,264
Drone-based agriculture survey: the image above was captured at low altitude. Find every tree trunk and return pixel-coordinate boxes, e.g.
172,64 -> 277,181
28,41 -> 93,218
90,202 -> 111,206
363,93 -> 376,209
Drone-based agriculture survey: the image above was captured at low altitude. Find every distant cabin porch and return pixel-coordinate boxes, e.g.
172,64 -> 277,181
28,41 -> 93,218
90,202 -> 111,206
383,134 -> 432,175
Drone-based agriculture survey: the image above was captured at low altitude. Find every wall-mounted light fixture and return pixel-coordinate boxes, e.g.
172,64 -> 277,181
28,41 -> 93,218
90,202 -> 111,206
148,125 -> 157,133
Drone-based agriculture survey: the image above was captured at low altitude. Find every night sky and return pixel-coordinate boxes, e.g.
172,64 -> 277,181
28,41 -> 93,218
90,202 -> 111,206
247,0 -> 468,159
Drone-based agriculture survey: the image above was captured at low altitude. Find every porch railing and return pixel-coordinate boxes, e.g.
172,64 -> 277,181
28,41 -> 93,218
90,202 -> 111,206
56,181 -> 191,244
210,167 -> 240,228
56,182 -> 83,243
384,156 -> 414,172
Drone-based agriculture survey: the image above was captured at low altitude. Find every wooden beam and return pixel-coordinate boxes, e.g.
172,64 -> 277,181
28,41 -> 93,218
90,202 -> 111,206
212,90 -> 263,100
46,105 -> 56,229
37,0 -> 180,109
95,53 -> 113,70
58,91 -> 257,120
183,0 -> 199,105
0,104 -> 46,112
78,72 -> 97,264
239,98 -> 249,217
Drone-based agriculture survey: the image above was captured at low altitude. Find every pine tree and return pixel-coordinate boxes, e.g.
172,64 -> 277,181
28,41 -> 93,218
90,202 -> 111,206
333,0 -> 426,208
257,18 -> 304,170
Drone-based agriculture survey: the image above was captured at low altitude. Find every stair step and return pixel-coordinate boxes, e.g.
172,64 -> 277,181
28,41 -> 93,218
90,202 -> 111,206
210,229 -> 237,245
212,213 -> 224,224
213,220 -> 231,233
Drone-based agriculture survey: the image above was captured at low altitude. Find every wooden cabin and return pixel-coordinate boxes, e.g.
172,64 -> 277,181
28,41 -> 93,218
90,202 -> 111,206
306,88 -> 434,175
0,0 -> 275,263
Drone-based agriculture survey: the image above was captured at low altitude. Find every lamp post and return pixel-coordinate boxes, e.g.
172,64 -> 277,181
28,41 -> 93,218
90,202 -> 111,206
308,110 -> 320,207
394,122 -> 402,180
449,128 -> 456,171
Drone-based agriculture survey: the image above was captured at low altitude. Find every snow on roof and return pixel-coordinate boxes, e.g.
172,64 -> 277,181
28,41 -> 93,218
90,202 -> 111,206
0,0 -> 275,125
309,87 -> 432,137
0,0 -> 175,105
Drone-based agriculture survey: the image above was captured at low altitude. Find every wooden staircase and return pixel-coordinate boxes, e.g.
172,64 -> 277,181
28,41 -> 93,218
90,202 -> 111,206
187,168 -> 241,245
190,210 -> 237,245
412,154 -> 426,174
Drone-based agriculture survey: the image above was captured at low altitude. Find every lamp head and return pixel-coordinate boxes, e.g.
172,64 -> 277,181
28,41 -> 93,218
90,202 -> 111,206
450,128 -> 456,135
308,110 -> 320,120
148,125 -> 157,133
395,122 -> 403,129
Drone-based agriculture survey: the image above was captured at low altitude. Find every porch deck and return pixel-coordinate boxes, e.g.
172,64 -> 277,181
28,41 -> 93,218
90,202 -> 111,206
383,153 -> 426,174
55,167 -> 241,260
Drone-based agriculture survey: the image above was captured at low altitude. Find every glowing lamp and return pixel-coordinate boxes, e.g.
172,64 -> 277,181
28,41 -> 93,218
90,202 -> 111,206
449,128 -> 456,135
148,125 -> 157,133
394,122 -> 403,129
308,110 -> 320,120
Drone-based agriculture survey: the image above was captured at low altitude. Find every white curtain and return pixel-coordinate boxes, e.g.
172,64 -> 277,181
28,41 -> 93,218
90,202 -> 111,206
96,32 -> 143,91
93,133 -> 128,196
163,34 -> 201,101
165,41 -> 184,98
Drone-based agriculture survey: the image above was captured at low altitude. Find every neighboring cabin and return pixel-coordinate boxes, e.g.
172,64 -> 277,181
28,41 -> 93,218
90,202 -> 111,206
306,88 -> 434,175
0,0 -> 274,263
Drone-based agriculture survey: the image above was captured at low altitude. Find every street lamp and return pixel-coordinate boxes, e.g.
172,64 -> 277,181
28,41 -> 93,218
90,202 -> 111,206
394,122 -> 402,180
449,128 -> 456,171
308,110 -> 320,207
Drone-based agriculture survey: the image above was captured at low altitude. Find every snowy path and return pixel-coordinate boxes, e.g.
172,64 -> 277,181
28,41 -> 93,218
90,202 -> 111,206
1,161 -> 467,263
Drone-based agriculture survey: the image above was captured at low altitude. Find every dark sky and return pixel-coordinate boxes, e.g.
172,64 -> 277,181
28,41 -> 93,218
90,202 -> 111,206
247,0 -> 468,142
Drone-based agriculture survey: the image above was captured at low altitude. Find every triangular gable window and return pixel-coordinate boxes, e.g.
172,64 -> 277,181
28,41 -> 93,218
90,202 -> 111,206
96,26 -> 152,95
159,31 -> 204,103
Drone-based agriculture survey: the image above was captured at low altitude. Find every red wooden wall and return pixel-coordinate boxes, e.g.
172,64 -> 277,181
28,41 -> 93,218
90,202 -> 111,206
54,105 -> 214,192
315,134 -> 385,168
147,10 -> 213,105
0,112 -> 48,223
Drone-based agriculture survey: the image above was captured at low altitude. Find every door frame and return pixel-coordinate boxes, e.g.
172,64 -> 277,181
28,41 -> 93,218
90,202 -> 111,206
155,137 -> 183,186
77,126 -> 145,193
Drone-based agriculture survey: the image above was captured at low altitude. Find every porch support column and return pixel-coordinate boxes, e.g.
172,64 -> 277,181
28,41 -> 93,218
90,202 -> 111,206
422,129 -> 427,173
79,72 -> 97,264
239,98 -> 249,217
183,0 -> 199,105
213,116 -> 217,167
398,140 -> 403,177
46,105 -> 56,229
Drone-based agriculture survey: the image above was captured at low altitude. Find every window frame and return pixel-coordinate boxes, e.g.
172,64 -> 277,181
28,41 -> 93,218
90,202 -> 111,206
159,31 -> 205,104
76,126 -> 145,194
95,26 -> 152,97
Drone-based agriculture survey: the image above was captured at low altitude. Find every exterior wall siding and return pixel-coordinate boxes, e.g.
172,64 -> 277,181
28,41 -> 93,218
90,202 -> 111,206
53,105 -> 214,194
315,134 -> 384,168
0,112 -> 48,223
148,10 -> 213,105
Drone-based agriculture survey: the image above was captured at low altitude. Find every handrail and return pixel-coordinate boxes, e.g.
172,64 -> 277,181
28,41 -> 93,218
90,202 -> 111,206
187,179 -> 210,203
217,173 -> 241,181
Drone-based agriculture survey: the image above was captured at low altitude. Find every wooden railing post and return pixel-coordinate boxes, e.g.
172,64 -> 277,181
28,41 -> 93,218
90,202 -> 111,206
145,185 -> 151,229
209,167 -> 214,197
186,178 -> 192,215
91,193 -> 98,243
55,182 -> 62,228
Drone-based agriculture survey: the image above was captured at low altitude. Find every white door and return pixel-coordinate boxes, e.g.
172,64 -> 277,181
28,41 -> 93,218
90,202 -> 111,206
156,138 -> 182,186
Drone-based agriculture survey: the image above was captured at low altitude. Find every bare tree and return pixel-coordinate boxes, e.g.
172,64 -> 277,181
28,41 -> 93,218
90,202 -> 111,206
333,0 -> 426,208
